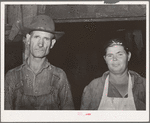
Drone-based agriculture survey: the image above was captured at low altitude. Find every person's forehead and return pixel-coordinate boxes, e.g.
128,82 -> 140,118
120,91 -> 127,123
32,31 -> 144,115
32,31 -> 54,37
106,45 -> 125,53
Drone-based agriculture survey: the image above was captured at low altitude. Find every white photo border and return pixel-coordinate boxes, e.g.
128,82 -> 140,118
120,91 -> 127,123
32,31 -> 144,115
1,1 -> 149,122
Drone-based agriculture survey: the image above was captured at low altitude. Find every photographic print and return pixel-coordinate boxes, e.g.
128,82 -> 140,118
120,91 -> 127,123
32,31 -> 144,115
1,1 -> 149,122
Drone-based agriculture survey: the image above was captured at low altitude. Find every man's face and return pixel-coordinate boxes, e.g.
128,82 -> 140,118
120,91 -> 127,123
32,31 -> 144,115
29,31 -> 55,58
104,45 -> 131,74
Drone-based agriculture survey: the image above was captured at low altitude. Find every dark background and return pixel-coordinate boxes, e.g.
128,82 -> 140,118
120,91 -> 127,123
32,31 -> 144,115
5,20 -> 146,109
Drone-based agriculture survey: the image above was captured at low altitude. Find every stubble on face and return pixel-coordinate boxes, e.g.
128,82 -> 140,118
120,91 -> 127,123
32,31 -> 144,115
29,31 -> 54,59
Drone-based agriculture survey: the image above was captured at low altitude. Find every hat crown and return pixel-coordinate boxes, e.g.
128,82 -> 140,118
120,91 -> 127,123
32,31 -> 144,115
30,15 -> 55,32
20,14 -> 64,40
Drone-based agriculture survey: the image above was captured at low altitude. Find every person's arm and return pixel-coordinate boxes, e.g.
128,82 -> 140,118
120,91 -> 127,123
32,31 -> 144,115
134,75 -> 146,110
80,77 -> 104,110
58,71 -> 74,110
137,77 -> 146,110
5,71 -> 15,110
142,77 -> 146,104
80,86 -> 92,110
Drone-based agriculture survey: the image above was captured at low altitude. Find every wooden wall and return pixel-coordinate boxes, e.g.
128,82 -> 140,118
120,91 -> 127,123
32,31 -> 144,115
5,5 -> 146,42
46,5 -> 146,22
5,5 -> 146,26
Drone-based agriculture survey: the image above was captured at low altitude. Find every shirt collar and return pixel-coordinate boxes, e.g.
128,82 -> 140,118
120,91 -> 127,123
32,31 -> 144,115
17,58 -> 51,71
102,71 -> 135,88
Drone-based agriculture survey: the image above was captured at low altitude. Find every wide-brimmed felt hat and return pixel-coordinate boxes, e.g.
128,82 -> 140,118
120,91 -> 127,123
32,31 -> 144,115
20,15 -> 65,40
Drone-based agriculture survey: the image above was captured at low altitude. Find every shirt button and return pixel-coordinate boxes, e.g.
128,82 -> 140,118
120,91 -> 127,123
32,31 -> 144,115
34,90 -> 38,93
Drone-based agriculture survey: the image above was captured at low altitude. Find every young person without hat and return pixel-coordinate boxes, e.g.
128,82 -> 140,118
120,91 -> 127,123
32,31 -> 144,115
80,37 -> 146,110
5,15 -> 74,110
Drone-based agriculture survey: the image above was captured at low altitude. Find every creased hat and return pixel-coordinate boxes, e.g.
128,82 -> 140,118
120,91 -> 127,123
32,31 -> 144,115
20,15 -> 65,40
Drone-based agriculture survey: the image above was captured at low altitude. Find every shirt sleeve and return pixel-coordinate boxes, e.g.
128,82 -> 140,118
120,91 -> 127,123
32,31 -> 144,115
5,71 -> 15,110
58,71 -> 74,110
142,77 -> 146,104
80,86 -> 92,110
80,78 -> 104,110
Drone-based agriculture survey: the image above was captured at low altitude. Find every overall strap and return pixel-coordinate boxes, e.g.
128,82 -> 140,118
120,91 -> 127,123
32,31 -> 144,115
14,69 -> 24,91
12,69 -> 24,110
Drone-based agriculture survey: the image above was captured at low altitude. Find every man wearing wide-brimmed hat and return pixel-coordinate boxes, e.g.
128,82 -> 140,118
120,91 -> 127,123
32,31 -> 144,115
5,15 -> 74,110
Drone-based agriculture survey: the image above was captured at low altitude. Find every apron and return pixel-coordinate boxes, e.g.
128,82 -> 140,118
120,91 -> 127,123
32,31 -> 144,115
98,73 -> 136,110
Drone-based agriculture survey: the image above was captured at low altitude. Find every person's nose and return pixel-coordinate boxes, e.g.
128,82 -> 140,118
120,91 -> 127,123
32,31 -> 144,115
38,38 -> 44,47
113,55 -> 117,61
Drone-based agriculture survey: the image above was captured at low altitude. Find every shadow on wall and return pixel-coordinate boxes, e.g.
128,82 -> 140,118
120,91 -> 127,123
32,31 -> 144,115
5,35 -> 23,74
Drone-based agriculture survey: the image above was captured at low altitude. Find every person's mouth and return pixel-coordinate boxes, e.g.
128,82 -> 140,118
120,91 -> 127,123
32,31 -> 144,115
35,49 -> 45,51
112,64 -> 119,67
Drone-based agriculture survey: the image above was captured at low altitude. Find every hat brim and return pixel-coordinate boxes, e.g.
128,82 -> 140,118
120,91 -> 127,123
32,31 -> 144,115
20,27 -> 65,40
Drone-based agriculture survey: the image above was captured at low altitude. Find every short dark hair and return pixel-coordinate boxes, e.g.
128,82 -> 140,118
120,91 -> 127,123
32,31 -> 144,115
103,37 -> 130,56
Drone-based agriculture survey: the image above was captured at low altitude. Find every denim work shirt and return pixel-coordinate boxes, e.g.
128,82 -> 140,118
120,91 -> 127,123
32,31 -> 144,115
5,59 -> 74,110
80,70 -> 146,110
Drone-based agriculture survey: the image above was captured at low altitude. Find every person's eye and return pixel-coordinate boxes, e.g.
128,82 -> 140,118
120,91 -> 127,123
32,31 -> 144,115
117,53 -> 123,57
119,53 -> 123,55
44,38 -> 50,42
34,36 -> 39,38
107,54 -> 113,58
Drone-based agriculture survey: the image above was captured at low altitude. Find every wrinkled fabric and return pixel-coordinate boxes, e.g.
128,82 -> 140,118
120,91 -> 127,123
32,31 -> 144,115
98,74 -> 136,110
80,70 -> 146,110
5,60 -> 74,110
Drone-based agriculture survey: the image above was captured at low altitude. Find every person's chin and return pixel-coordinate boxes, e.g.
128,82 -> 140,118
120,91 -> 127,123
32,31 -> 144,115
34,53 -> 45,58
110,67 -> 122,73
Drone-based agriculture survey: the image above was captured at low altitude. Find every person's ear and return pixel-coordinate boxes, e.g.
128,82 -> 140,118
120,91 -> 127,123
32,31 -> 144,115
128,52 -> 131,61
50,39 -> 56,49
103,55 -> 106,62
26,34 -> 31,45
